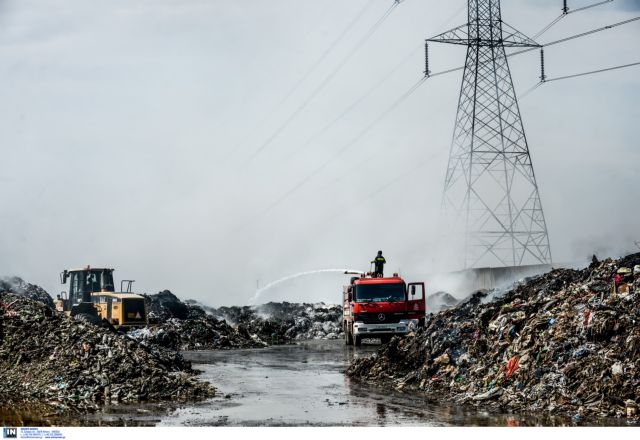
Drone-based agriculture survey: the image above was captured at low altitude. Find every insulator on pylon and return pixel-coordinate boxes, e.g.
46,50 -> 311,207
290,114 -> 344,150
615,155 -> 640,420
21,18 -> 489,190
563,0 -> 569,14
424,40 -> 431,78
540,48 -> 547,82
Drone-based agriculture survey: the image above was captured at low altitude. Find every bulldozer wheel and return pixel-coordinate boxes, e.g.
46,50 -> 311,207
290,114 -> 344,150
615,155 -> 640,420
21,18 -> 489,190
74,313 -> 101,326
99,318 -> 118,333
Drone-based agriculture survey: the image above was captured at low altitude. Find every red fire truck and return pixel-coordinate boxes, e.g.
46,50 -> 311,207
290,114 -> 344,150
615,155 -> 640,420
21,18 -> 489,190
342,272 -> 425,346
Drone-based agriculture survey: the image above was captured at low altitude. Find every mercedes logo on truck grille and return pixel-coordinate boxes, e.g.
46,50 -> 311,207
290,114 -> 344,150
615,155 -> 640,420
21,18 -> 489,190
377,313 -> 386,322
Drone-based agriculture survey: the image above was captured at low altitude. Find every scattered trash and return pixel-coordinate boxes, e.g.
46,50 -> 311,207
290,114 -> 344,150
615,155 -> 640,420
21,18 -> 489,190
473,387 -> 503,401
611,362 -> 624,376
434,353 -> 450,366
348,252 -> 640,418
626,400 -> 637,418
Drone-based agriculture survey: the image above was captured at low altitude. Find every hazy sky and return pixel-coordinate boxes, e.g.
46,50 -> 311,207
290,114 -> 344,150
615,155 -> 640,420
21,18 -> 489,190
1,0 -> 638,305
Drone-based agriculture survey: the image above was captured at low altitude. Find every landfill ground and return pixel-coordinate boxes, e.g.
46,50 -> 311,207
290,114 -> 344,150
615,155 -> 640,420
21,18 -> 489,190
1,253 -> 639,426
1,340 -> 627,427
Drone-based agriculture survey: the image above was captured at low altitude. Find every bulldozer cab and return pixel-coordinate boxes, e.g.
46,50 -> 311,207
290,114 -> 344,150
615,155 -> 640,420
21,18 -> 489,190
62,268 -> 115,306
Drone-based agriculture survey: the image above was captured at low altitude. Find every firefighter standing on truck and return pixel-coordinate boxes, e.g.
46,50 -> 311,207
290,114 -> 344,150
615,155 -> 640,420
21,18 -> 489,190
372,251 -> 386,278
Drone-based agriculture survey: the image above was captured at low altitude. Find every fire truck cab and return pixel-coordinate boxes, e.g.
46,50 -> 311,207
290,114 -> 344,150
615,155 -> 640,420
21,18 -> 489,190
343,273 -> 425,346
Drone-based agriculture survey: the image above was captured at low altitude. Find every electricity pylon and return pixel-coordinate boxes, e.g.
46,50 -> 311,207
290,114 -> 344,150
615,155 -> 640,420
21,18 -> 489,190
428,0 -> 552,269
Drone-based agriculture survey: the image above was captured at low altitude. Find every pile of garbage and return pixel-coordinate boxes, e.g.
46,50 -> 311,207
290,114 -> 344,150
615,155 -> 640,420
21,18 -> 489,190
0,293 -> 215,410
127,315 -> 265,351
127,291 -> 265,351
348,254 -> 640,419
129,292 -> 344,350
207,302 -> 344,342
146,290 -> 194,322
0,276 -> 54,309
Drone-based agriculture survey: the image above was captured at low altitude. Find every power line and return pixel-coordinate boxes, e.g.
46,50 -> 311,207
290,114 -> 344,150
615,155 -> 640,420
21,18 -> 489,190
544,60 -> 640,82
261,4 -> 468,220
231,2 -> 467,231
516,61 -> 640,102
235,4 -> 639,232
284,2 -> 465,161
428,65 -> 465,78
242,0 -> 404,166
287,44 -> 422,161
544,15 -> 640,48
533,14 -> 565,40
511,14 -> 640,56
438,3 -> 468,32
219,0 -> 376,163
273,1 -> 376,113
534,0 -> 615,40
321,148 -> 447,226
237,77 -> 428,230
428,13 -> 640,79
308,91 -> 460,232
518,82 -> 543,101
569,0 -> 615,15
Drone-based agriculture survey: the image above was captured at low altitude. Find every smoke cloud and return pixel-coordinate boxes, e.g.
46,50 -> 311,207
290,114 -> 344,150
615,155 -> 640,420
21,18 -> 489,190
0,0 -> 637,306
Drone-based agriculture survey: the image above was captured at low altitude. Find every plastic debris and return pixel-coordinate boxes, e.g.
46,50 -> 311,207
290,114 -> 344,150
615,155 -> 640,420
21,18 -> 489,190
505,356 -> 519,379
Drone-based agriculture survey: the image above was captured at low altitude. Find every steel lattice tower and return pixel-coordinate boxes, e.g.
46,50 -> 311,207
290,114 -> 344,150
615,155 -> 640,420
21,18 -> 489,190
428,0 -> 552,269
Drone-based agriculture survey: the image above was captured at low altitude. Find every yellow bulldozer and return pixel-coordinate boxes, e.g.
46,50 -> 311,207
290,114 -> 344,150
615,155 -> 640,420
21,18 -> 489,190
55,266 -> 147,328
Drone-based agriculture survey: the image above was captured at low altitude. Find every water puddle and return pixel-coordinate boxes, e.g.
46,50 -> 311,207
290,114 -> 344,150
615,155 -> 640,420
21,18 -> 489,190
2,340 -> 632,426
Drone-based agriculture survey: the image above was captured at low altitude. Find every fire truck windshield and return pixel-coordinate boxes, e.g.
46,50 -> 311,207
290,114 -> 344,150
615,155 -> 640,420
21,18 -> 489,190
355,283 -> 405,302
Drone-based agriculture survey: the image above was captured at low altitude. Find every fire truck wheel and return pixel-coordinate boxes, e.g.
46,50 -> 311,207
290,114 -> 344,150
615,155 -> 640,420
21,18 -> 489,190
345,323 -> 353,345
353,335 -> 362,347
